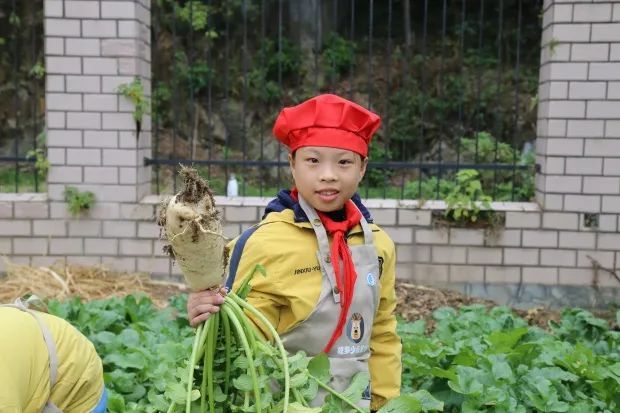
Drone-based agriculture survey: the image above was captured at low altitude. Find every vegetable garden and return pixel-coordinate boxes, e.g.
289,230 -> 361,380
2,258 -> 618,412
44,290 -> 619,412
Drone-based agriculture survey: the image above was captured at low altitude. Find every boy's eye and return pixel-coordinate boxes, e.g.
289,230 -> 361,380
305,157 -> 319,163
339,159 -> 353,165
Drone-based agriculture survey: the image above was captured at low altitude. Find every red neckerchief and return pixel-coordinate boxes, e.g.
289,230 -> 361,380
290,188 -> 362,353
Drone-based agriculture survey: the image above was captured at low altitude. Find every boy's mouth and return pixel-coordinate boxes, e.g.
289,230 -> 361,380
316,189 -> 339,202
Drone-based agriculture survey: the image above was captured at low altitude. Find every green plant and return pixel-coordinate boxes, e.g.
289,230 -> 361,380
547,38 -> 560,57
399,306 -> 620,412
322,33 -> 357,80
25,148 -> 50,175
364,143 -> 394,187
49,291 -> 444,413
117,77 -> 150,139
48,294 -> 195,412
51,292 -> 619,413
24,131 -> 50,180
9,11 -> 20,27
404,176 -> 456,201
64,186 -> 95,216
248,37 -> 303,103
176,1 -> 211,33
455,132 -> 535,202
444,169 -> 492,223
173,50 -> 214,96
29,61 -> 45,80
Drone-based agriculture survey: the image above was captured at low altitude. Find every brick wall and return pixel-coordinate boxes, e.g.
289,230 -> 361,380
534,0 -> 620,288
1,0 -> 155,272
0,0 -> 619,306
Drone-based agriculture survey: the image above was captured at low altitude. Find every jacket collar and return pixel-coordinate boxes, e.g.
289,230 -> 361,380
263,189 -> 373,224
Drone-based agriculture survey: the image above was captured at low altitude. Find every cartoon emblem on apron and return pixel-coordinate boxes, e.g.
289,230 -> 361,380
347,312 -> 365,343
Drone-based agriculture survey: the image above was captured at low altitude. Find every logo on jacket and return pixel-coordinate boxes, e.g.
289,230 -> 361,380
346,312 -> 364,343
293,265 -> 321,276
366,272 -> 376,286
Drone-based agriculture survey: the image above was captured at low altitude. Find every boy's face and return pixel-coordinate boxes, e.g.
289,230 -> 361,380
289,146 -> 368,212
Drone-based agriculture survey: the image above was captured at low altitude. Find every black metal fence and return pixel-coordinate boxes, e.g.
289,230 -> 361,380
0,0 -> 45,193
149,0 -> 542,201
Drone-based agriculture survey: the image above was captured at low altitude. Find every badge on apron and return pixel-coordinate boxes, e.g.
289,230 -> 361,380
366,272 -> 376,286
346,312 -> 365,343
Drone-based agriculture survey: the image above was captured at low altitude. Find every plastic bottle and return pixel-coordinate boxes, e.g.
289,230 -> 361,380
227,174 -> 238,197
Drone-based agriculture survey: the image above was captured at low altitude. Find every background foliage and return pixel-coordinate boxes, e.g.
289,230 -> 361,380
150,0 -> 542,200
0,0 -> 541,200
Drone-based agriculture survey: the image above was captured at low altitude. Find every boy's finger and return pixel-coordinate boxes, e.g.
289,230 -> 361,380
189,306 -> 220,327
189,303 -> 220,321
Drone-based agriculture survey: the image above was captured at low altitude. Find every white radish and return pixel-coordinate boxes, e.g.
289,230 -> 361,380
157,166 -> 227,291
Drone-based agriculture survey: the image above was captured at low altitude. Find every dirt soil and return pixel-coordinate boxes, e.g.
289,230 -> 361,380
394,281 -> 566,332
2,261 -> 616,331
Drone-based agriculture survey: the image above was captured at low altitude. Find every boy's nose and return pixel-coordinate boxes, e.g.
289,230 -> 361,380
319,165 -> 337,182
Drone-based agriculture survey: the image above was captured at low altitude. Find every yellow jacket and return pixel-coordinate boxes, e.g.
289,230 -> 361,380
0,307 -> 104,413
228,191 -> 402,411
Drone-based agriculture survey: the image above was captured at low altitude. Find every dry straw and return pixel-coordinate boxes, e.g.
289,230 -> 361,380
0,258 -> 184,307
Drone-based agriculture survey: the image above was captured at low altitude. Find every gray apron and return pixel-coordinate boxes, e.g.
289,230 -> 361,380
281,196 -> 380,409
1,299 -> 63,413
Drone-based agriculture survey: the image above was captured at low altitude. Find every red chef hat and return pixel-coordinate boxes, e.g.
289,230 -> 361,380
272,94 -> 381,157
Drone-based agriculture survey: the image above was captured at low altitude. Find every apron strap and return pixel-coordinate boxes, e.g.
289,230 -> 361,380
351,203 -> 374,246
297,196 -> 375,301
298,196 -> 332,255
1,299 -> 62,411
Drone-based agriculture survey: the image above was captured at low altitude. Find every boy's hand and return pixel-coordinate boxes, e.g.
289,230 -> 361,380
187,287 -> 227,327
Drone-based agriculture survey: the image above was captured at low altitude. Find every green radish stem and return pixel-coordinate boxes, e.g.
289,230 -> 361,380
221,303 -> 263,412
230,294 -> 364,412
221,308 -> 232,399
293,388 -> 308,407
224,297 -> 267,380
186,322 -> 205,413
181,291 -> 365,413
202,311 -> 219,413
211,313 -> 221,409
200,313 -> 215,411
228,293 -> 291,413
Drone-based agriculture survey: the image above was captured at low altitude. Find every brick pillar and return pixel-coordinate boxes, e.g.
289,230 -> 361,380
536,1 -> 620,219
535,1 -> 620,285
45,0 -> 152,205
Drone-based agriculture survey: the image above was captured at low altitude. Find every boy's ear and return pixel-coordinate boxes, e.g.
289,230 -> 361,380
359,156 -> 369,182
288,153 -> 295,179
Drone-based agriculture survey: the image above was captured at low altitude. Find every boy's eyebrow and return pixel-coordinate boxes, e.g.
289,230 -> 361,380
302,148 -> 355,158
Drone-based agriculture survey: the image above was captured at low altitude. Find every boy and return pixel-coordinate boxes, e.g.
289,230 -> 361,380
187,94 -> 402,411
0,299 -> 107,413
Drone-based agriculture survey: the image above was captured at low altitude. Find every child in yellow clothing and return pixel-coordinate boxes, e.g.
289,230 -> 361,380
0,302 -> 106,413
187,94 -> 402,411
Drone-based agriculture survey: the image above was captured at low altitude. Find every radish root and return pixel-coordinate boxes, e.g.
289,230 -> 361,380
158,166 -> 229,291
